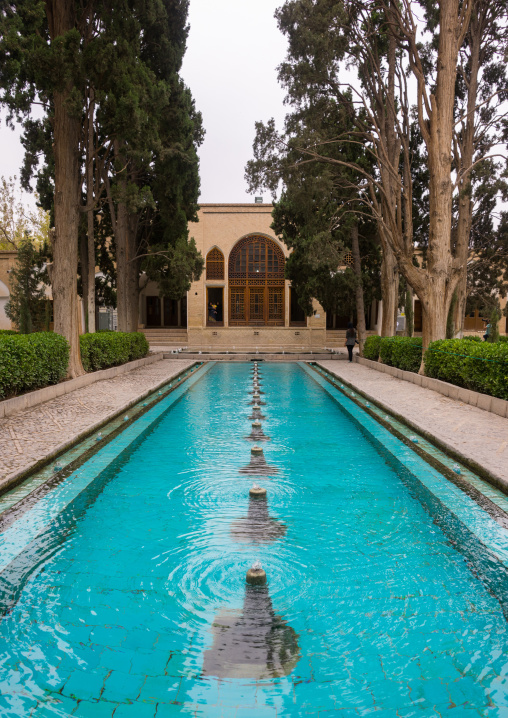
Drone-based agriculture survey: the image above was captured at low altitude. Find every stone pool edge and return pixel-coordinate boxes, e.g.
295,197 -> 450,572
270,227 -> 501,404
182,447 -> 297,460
0,360 -> 199,498
316,360 -> 507,494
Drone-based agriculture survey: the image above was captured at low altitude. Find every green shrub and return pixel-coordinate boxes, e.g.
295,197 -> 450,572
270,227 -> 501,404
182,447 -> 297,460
0,329 -> 18,335
0,332 -> 69,398
462,335 -> 482,342
424,339 -> 508,399
379,336 -> 423,373
499,335 -> 508,343
80,331 -> 149,372
363,335 -> 381,361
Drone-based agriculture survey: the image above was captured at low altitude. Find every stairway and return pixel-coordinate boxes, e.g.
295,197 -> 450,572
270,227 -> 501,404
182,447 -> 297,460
325,330 -> 347,348
140,327 -> 188,347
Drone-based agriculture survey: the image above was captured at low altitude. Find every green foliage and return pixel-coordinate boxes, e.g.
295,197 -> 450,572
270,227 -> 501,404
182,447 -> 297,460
379,336 -> 423,373
363,335 -> 381,361
80,331 -> 149,372
0,332 -> 69,399
424,339 -> 508,399
143,236 -> 204,300
462,335 -> 482,342
499,335 -> 508,343
0,329 -> 18,335
5,237 -> 48,333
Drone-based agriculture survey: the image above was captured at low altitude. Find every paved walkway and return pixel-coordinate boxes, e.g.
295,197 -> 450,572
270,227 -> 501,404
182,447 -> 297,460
318,360 -> 508,485
0,358 -> 193,486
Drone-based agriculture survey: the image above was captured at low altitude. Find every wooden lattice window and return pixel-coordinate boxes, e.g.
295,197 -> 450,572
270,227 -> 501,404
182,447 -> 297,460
228,235 -> 285,326
206,247 -> 225,280
230,287 -> 245,321
268,287 -> 284,322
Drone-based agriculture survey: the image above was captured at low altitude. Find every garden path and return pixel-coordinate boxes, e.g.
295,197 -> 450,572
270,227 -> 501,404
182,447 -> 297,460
318,359 -> 508,486
0,358 -> 193,488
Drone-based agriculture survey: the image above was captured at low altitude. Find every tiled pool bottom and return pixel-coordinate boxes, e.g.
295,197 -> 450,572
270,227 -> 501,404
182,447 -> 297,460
0,363 -> 508,717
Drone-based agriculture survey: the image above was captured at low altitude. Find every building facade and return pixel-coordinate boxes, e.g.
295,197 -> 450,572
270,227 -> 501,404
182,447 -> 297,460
139,203 -> 329,350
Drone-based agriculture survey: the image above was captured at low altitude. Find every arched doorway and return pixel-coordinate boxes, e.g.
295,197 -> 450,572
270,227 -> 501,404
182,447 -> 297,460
228,235 -> 285,326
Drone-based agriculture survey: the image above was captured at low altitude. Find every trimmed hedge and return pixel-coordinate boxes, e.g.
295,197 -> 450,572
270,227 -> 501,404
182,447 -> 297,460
0,329 -> 18,336
462,335 -> 482,342
499,335 -> 508,343
80,331 -> 149,372
363,335 -> 381,361
0,332 -> 69,398
424,339 -> 508,400
379,336 -> 423,373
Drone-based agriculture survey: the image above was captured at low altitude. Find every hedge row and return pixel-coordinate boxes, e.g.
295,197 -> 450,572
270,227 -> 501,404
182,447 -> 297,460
362,334 -> 508,399
424,339 -> 508,400
80,331 -> 149,372
363,335 -> 422,373
0,331 -> 150,399
0,332 -> 69,398
363,335 -> 381,361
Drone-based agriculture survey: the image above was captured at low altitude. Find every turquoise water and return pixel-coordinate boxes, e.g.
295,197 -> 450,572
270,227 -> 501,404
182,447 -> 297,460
0,362 -> 507,717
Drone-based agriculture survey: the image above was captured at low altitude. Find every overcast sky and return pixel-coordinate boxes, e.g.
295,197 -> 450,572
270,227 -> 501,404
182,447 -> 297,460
0,0 -> 288,208
181,0 -> 287,203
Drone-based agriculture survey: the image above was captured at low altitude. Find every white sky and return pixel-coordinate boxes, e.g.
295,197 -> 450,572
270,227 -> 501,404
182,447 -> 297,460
0,0 -> 288,208
181,0 -> 287,203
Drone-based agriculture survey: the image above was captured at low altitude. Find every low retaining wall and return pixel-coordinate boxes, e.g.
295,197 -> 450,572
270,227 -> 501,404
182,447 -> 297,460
355,356 -> 508,419
0,353 -> 164,419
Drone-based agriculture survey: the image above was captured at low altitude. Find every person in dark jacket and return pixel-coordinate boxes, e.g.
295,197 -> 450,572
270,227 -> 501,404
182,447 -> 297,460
345,322 -> 357,362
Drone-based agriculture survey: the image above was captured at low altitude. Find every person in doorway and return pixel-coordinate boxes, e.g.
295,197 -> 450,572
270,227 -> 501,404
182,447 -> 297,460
345,322 -> 357,362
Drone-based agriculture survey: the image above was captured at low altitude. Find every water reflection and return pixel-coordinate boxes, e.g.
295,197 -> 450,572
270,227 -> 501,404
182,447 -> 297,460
231,489 -> 286,543
245,421 -> 270,441
202,582 -> 300,679
248,406 -> 266,420
239,447 -> 277,475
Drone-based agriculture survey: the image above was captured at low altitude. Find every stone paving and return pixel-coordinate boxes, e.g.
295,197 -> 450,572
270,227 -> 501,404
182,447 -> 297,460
0,359 -> 194,485
318,359 -> 508,485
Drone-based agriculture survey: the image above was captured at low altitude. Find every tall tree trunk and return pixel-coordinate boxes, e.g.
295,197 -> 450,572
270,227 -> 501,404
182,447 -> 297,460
47,1 -> 85,377
52,90 -> 85,376
86,88 -> 96,333
452,13 -> 481,336
380,245 -> 398,337
116,199 -> 140,333
399,0 -> 470,368
126,212 -> 140,332
378,12 -> 400,339
79,230 -> 89,332
114,141 -> 140,334
116,193 -> 128,332
351,224 -> 366,355
405,285 -> 414,337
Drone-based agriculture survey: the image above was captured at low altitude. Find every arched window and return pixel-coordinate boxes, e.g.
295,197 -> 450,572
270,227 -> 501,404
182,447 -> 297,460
206,247 -> 225,280
228,235 -> 285,326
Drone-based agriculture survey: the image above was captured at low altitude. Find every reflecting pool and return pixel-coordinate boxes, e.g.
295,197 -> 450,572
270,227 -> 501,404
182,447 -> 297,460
0,362 -> 507,717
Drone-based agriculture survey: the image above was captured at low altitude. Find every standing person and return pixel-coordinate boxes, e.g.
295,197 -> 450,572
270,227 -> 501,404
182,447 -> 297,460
345,322 -> 357,362
483,320 -> 491,341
